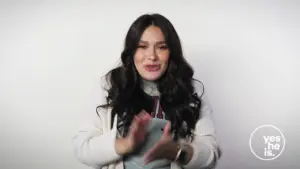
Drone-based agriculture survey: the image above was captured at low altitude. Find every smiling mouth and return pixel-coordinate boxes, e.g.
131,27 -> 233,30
144,65 -> 160,71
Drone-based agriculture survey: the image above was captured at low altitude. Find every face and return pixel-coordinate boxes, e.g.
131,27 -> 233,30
133,25 -> 170,81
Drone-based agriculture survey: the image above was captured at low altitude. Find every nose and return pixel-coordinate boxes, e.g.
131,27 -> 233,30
146,47 -> 157,61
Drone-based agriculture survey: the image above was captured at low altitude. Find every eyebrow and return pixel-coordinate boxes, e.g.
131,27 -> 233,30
139,40 -> 166,44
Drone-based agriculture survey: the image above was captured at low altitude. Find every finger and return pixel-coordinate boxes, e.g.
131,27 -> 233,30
163,121 -> 171,136
138,112 -> 146,123
139,109 -> 148,117
144,141 -> 162,163
129,116 -> 139,135
137,110 -> 144,118
135,116 -> 142,124
144,148 -> 159,164
141,116 -> 151,126
140,110 -> 147,119
139,113 -> 151,128
144,148 -> 156,164
144,154 -> 154,165
133,112 -> 150,141
136,120 -> 147,137
138,115 -> 149,130
143,112 -> 152,120
133,116 -> 148,141
140,110 -> 150,123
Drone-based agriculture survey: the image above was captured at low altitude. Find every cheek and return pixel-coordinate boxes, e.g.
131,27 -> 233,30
159,53 -> 170,65
133,52 -> 144,68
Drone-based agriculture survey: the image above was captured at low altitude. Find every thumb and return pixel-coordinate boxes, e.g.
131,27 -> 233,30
163,121 -> 171,136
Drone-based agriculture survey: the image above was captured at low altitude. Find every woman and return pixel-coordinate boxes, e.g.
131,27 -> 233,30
72,13 -> 222,169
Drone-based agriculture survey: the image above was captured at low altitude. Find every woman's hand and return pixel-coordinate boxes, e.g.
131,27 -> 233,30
115,110 -> 151,155
143,121 -> 179,164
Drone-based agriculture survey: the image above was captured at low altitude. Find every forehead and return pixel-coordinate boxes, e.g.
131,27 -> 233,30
140,25 -> 166,42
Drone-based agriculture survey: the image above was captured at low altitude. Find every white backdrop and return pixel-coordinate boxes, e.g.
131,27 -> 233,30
0,1 -> 299,169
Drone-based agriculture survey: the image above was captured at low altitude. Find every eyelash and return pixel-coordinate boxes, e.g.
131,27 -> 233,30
159,45 -> 168,49
137,45 -> 168,50
138,45 -> 147,49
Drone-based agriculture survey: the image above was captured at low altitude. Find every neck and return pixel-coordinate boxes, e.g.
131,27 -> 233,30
141,79 -> 160,96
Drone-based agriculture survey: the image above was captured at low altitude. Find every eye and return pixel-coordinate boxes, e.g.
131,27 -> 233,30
137,45 -> 147,49
159,45 -> 168,50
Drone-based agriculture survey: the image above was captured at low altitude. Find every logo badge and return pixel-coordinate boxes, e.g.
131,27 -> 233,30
249,125 -> 286,160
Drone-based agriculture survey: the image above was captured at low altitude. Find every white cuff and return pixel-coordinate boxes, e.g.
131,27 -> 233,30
182,141 -> 213,169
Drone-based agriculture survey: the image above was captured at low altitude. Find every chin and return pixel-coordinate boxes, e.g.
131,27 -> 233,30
140,73 -> 162,81
138,68 -> 167,81
142,76 -> 160,81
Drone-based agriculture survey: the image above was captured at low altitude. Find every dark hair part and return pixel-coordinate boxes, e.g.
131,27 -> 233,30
97,13 -> 203,140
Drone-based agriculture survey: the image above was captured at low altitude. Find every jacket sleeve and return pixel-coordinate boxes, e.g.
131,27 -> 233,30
182,80 -> 222,169
72,81 -> 122,168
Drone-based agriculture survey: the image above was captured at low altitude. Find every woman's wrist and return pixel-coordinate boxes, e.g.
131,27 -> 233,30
114,137 -> 132,156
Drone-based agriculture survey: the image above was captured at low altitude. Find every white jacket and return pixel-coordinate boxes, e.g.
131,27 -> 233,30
72,80 -> 222,169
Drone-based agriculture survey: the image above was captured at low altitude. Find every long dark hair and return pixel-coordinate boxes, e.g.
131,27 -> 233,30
97,13 -> 203,140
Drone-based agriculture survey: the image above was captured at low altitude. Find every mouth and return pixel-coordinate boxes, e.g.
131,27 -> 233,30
144,64 -> 160,72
